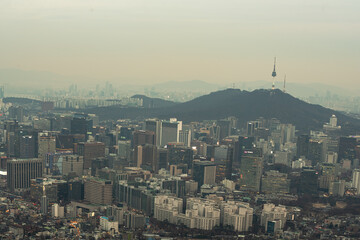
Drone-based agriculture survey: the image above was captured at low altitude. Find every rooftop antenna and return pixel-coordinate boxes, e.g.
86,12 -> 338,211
283,74 -> 286,93
271,57 -> 277,90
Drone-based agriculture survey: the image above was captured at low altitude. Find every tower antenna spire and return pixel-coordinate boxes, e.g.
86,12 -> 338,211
271,57 -> 277,89
283,74 -> 286,93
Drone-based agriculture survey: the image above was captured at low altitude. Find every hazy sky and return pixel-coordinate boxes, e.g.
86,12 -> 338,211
0,0 -> 359,87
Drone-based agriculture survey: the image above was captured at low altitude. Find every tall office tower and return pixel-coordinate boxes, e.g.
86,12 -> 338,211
19,135 -> 36,158
132,130 -> 155,147
225,146 -> 234,180
76,142 -> 105,169
4,120 -> 19,157
247,121 -> 261,137
68,179 -> 84,201
118,140 -> 131,160
38,132 -> 56,168
352,169 -> 360,195
160,121 -> 179,146
338,137 -> 357,161
192,160 -> 216,189
167,145 -> 194,169
179,129 -> 192,147
41,194 -> 48,214
7,158 -> 42,192
238,149 -> 263,192
299,168 -> 318,195
62,155 -> 84,176
318,163 -> 336,191
282,124 -> 296,143
217,119 -> 231,141
70,114 -> 93,135
8,106 -> 24,122
157,148 -> 168,170
133,144 -> 157,171
233,136 -> 254,168
296,134 -> 309,158
307,139 -> 325,165
144,119 -> 162,146
84,177 -> 113,205
118,126 -> 134,141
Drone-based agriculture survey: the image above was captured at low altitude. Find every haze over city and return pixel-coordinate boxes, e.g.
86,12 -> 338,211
1,0 -> 359,89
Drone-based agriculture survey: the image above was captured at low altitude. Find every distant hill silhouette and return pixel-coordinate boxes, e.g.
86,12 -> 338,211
131,95 -> 177,108
86,89 -> 360,134
3,97 -> 41,105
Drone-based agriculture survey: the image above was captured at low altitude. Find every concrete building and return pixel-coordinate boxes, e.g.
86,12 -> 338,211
62,155 -> 84,176
238,150 -> 263,192
7,158 -> 42,192
100,216 -> 119,233
261,204 -> 287,233
38,132 -> 56,168
51,203 -> 65,218
261,170 -> 290,194
84,177 -> 112,205
76,142 -> 105,169
352,169 -> 360,195
154,195 -> 183,224
40,195 -> 48,214
221,201 -> 253,232
192,160 -> 216,189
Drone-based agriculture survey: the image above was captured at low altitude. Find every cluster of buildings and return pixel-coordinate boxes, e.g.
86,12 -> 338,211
1,94 -> 360,239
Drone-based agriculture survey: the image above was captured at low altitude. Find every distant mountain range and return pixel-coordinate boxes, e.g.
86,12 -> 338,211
85,88 -> 360,134
1,68 -> 357,99
131,95 -> 178,108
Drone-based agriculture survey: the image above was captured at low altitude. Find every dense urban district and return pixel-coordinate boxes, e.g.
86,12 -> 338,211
1,87 -> 360,240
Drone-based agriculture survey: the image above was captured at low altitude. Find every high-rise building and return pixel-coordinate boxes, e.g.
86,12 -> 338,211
8,106 -> 24,122
179,129 -> 192,147
70,114 -> 93,135
38,132 -> 56,169
352,169 -> 360,195
218,120 -> 231,140
62,155 -> 84,176
299,168 -> 318,195
84,177 -> 113,205
133,144 -> 157,171
19,135 -> 36,158
308,139 -> 326,165
4,120 -> 19,157
7,158 -> 42,192
238,149 -> 263,192
76,142 -> 105,169
192,160 -> 216,189
338,137 -> 357,161
167,145 -> 193,169
144,119 -> 162,146
157,148 -> 168,171
41,195 -> 48,214
132,130 -> 155,147
296,134 -> 309,158
161,121 -> 179,146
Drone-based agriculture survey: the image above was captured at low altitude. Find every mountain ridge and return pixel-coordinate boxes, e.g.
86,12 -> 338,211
85,88 -> 360,134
